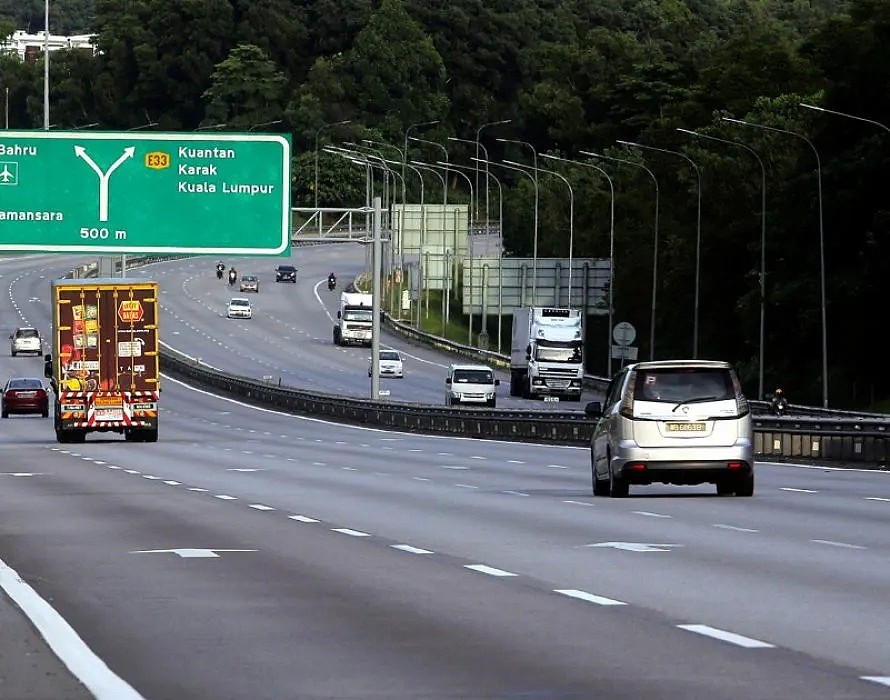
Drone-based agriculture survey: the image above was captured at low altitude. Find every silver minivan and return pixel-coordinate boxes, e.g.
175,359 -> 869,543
445,363 -> 499,408
584,360 -> 754,497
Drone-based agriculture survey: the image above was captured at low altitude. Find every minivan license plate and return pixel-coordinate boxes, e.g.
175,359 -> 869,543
666,422 -> 706,432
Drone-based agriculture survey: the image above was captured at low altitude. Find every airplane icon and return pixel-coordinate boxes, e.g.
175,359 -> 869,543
0,162 -> 17,185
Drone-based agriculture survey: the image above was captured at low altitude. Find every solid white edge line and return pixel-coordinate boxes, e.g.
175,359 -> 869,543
554,589 -> 626,606
464,564 -> 518,577
677,624 -> 774,648
0,557 -> 145,700
811,539 -> 866,550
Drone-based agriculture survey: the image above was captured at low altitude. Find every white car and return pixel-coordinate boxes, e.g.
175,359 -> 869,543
226,297 -> 252,319
10,327 -> 42,356
368,350 -> 404,378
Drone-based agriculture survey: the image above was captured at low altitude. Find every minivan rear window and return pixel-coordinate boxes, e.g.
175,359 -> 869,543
16,329 -> 39,338
633,368 -> 734,403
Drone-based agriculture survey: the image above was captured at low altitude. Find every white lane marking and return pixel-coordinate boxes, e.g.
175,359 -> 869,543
228,468 -> 260,472
502,490 -> 529,497
545,464 -> 568,469
678,624 -> 774,648
585,542 -> 680,552
249,504 -> 276,511
507,460 -> 525,464
141,475 -> 161,480
163,480 -> 181,486
107,466 -> 121,470
391,545 -> 434,555
437,452 -> 453,456
332,528 -> 370,537
0,556 -> 146,700
470,456 -> 486,460
632,511 -> 672,518
124,469 -> 140,474
132,549 -> 255,559
780,487 -> 817,493
413,477 -> 430,481
465,564 -> 518,577
214,494 -> 237,500
563,500 -> 595,507
455,483 -> 478,489
0,472 -> 41,477
862,677 -> 890,688
555,589 -> 627,606
441,465 -> 468,470
865,497 -> 890,502
811,539 -> 866,550
188,487 -> 208,492
713,524 -> 759,533
93,461 -> 107,465
288,515 -> 319,523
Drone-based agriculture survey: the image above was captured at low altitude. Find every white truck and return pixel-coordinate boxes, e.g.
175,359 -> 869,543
510,307 -> 584,401
333,291 -> 373,346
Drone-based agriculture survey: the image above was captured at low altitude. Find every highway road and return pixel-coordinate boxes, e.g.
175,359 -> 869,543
1,252 -> 889,699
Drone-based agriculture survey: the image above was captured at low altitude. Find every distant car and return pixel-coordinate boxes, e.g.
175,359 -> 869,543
2,377 -> 49,418
368,349 -> 404,378
275,265 -> 297,283
226,297 -> 252,319
9,327 -> 42,356
239,274 -> 259,293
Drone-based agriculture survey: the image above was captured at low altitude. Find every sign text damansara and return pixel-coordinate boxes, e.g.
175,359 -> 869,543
0,131 -> 291,254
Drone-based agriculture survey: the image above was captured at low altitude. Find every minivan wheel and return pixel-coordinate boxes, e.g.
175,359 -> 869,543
609,467 -> 629,498
716,479 -> 735,496
734,472 -> 754,497
593,466 -> 609,496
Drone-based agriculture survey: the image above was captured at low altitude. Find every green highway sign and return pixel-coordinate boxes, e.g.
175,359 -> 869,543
0,131 -> 291,255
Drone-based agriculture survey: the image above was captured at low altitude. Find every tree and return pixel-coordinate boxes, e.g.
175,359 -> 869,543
202,43 -> 287,128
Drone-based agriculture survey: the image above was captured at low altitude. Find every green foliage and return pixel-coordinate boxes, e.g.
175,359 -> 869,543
202,43 -> 287,128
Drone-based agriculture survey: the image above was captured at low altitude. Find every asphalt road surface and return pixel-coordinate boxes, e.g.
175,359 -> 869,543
1,253 -> 889,699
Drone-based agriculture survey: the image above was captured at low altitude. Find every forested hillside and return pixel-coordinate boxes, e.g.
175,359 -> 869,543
0,0 -> 93,34
0,0 -> 887,409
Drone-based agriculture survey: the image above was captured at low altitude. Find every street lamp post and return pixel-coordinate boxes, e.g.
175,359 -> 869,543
799,103 -> 889,134
43,0 -> 49,130
194,123 -> 227,131
618,140 -> 702,358
403,120 -> 440,203
505,159 -> 574,307
723,116 -> 828,408
248,119 -> 283,132
497,138 -> 539,300
409,162 -> 446,325
474,119 -> 511,225
409,136 -> 449,205
582,150 -> 659,361
539,153 -> 615,374
434,161 -> 474,330
677,128 -> 768,399
314,120 -> 352,232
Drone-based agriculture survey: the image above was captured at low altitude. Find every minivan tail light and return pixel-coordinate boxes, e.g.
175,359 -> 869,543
627,462 -> 647,471
727,461 -> 745,470
619,373 -> 636,418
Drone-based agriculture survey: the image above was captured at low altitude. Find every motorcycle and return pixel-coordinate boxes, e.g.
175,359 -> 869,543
228,270 -> 237,286
327,276 -> 336,291
216,268 -> 224,280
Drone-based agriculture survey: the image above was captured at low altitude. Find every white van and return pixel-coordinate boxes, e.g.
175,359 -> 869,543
445,363 -> 499,408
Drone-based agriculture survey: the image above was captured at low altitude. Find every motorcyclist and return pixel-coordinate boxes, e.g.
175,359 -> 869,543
770,387 -> 788,416
327,272 -> 337,290
216,261 -> 225,280
228,267 -> 237,286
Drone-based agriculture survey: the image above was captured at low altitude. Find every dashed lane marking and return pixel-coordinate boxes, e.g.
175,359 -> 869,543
555,589 -> 627,606
678,624 -> 774,648
391,544 -> 434,555
332,528 -> 370,537
464,564 -> 518,577
288,515 -> 319,523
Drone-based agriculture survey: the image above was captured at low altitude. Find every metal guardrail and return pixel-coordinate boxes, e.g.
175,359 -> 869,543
116,255 -> 887,466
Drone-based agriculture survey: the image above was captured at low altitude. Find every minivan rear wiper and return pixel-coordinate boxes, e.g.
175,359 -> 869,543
672,395 -> 721,411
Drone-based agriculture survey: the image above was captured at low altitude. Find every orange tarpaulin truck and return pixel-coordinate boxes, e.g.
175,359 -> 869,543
44,278 -> 160,443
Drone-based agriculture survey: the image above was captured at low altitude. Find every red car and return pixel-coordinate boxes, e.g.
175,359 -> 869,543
2,378 -> 49,418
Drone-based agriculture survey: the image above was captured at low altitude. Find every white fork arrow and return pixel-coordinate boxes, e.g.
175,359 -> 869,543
74,146 -> 136,221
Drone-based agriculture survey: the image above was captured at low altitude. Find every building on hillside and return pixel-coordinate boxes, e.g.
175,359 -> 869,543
0,30 -> 96,61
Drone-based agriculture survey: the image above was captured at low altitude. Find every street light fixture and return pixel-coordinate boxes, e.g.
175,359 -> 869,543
677,128 -> 768,399
617,139 -> 702,359
195,123 -> 228,131
582,150 -> 659,361
722,116 -> 829,408
799,103 -> 889,134
126,121 -> 159,131
403,120 -> 440,201
497,138 -> 539,299
248,119 -> 283,132
474,119 -> 511,224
